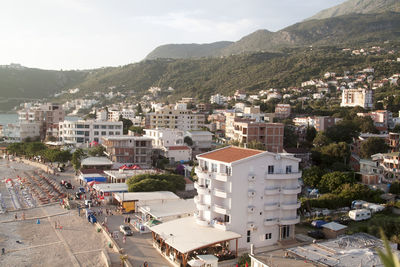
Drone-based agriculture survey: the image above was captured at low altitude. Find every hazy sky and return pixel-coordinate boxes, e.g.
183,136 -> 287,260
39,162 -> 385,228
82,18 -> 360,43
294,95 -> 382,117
0,0 -> 346,70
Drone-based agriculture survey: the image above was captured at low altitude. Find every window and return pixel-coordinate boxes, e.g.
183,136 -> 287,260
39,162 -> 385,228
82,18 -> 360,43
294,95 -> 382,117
115,132 -> 120,135
211,163 -> 217,172
115,125 -> 122,129
109,125 -> 114,129
101,125 -> 107,129
94,131 -> 99,136
94,138 -> 99,142
76,131 -> 84,135
101,131 -> 106,135
84,131 -> 89,137
247,230 -> 251,243
268,165 -> 274,174
84,125 -> 90,129
265,233 -> 272,240
286,165 -> 292,174
94,125 -> 99,129
109,131 -> 114,135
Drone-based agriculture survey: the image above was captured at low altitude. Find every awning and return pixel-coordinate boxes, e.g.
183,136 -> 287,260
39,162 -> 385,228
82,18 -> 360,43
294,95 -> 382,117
87,181 -> 104,186
84,177 -> 107,183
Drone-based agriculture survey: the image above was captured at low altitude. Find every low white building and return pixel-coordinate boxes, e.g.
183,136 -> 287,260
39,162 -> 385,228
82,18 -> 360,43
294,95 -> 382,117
59,120 -> 123,145
144,128 -> 184,148
163,146 -> 192,163
185,131 -> 213,155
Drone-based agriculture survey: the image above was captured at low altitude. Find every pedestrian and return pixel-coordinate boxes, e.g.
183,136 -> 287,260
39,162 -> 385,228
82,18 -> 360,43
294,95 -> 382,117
143,261 -> 148,267
123,236 -> 126,244
14,213 -> 17,220
2,248 -> 5,255
22,212 -> 25,220
104,216 -> 108,224
127,217 -> 130,224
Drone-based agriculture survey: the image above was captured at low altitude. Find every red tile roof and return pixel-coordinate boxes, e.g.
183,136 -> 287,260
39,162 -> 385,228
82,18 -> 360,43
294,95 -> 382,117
167,146 -> 191,150
198,146 -> 264,163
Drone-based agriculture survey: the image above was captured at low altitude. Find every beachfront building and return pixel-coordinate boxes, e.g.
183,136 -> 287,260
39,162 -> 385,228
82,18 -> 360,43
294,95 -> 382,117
184,131 -> 213,155
341,88 -> 373,108
194,146 -> 301,250
145,104 -> 205,131
102,136 -> 152,167
18,102 -> 65,139
59,120 -> 123,146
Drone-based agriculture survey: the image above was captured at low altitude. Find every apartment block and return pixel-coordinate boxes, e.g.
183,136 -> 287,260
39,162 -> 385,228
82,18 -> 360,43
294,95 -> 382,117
274,104 -> 291,119
59,120 -> 123,145
228,120 -> 284,153
194,146 -> 301,249
102,136 -> 152,167
146,105 -> 205,131
340,88 -> 373,108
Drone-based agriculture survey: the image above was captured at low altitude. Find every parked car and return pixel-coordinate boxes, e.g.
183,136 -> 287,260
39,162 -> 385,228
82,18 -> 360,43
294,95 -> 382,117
120,225 -> 133,236
307,230 -> 325,239
64,183 -> 72,189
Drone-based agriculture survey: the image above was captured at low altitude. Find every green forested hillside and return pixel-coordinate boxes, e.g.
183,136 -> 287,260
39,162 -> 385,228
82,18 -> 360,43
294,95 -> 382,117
72,46 -> 400,103
0,67 -> 88,111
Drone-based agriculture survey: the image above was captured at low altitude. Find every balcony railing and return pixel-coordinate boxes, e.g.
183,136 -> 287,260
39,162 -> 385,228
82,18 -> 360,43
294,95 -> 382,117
264,218 -> 278,226
264,202 -> 279,211
279,216 -> 300,225
280,201 -> 301,210
265,171 -> 302,180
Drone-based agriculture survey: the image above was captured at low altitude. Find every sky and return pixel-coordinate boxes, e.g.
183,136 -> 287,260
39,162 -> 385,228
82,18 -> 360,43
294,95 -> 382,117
0,0 -> 346,70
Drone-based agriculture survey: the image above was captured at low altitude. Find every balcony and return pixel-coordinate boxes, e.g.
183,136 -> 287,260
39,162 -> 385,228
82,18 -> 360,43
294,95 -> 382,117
264,187 -> 280,195
248,174 -> 256,182
215,173 -> 229,182
279,216 -> 300,225
194,182 -> 210,195
213,204 -> 229,215
197,203 -> 210,211
214,188 -> 229,198
280,202 -> 301,210
196,218 -> 210,227
264,202 -> 279,211
265,171 -> 302,180
248,190 -> 256,198
281,186 -> 301,194
264,218 -> 278,226
248,205 -> 255,213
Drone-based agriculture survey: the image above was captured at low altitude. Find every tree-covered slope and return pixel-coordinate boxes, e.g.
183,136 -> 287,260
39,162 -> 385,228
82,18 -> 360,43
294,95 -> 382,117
145,41 -> 233,60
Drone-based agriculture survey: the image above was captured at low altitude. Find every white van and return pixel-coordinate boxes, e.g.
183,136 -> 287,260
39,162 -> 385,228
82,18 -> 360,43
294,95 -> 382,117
348,209 -> 371,221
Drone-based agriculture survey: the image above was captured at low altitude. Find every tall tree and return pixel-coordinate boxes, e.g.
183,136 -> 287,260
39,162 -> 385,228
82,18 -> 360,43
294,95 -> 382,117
360,137 -> 389,158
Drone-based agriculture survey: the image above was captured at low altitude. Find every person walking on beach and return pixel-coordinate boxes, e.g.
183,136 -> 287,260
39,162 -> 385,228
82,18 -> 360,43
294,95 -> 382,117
14,213 -> 17,220
123,236 -> 126,244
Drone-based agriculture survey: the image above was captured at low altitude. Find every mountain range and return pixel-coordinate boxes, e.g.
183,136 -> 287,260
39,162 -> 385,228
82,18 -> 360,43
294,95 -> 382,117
1,0 -> 400,111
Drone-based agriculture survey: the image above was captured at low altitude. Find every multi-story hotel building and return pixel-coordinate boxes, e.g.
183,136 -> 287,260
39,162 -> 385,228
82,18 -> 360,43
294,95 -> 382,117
194,146 -> 301,249
145,105 -> 205,131
102,136 -> 152,167
341,88 -> 373,108
59,120 -> 123,145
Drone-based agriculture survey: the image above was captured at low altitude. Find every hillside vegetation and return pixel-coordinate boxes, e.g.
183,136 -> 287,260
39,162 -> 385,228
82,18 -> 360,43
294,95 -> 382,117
72,46 -> 400,103
0,67 -> 87,111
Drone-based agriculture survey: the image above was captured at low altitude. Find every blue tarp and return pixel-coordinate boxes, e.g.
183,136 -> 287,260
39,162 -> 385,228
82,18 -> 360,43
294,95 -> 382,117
84,177 -> 107,182
311,220 -> 327,228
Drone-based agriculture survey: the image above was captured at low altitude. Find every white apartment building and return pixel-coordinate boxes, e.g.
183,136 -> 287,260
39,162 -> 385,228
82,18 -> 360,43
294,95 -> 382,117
341,88 -> 373,108
3,122 -> 41,142
210,94 -> 227,105
59,120 -> 123,145
144,128 -> 184,148
185,130 -> 213,155
108,109 -> 136,121
146,105 -> 205,131
194,146 -> 301,250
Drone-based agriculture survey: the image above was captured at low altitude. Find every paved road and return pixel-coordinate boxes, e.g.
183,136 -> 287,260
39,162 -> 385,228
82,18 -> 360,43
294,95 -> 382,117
101,213 -> 171,267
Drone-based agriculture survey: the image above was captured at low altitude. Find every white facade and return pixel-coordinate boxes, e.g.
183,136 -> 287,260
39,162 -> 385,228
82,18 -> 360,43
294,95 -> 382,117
210,94 -> 227,105
144,128 -> 184,148
341,88 -> 373,108
59,120 -> 123,145
185,131 -> 213,150
194,146 -> 301,250
164,146 -> 192,163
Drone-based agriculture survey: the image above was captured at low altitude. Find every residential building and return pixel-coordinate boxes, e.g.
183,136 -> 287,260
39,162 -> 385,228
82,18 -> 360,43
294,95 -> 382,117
314,116 -> 335,132
359,159 -> 382,185
102,136 -> 152,167
274,104 -> 291,119
234,90 -> 246,101
144,128 -> 191,162
228,120 -> 284,153
388,132 -> 400,152
372,152 -> 400,180
185,131 -> 213,155
3,122 -> 41,142
145,105 -> 205,131
108,109 -> 136,121
18,102 -> 65,139
144,128 -> 184,148
210,94 -> 227,105
340,88 -> 373,108
194,146 -> 301,250
357,110 -> 392,129
59,120 -> 123,145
